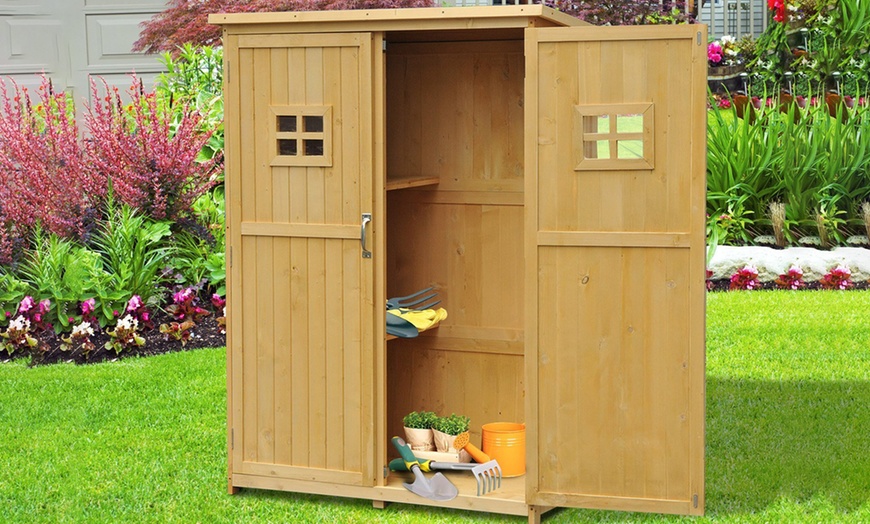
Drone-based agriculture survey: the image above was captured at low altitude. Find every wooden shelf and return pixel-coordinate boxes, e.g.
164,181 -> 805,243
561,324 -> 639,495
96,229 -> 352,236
386,175 -> 440,191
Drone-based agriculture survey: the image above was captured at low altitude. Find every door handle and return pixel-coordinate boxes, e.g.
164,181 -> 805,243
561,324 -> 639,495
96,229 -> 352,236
360,213 -> 372,259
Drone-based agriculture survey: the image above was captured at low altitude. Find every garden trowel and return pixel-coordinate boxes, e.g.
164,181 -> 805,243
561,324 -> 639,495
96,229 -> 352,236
391,436 -> 458,501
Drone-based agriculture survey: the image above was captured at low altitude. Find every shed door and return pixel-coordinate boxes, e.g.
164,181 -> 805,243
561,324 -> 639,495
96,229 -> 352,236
524,25 -> 707,515
229,32 -> 377,487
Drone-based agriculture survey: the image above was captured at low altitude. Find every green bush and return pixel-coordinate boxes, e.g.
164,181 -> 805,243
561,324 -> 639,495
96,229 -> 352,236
707,98 -> 870,249
402,411 -> 438,430
432,413 -> 470,436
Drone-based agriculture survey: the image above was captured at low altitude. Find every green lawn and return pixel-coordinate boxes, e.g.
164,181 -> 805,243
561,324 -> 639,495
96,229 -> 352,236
2,291 -> 869,523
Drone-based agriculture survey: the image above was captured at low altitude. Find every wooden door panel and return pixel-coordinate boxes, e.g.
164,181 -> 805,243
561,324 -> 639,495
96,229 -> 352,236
525,25 -> 707,515
228,33 -> 375,486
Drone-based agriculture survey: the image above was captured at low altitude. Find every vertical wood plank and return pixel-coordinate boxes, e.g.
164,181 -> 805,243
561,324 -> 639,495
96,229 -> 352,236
252,47 -> 276,464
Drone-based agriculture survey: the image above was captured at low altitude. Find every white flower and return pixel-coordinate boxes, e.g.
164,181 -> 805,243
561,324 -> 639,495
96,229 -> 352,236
720,35 -> 736,45
72,322 -> 95,338
116,314 -> 139,331
9,316 -> 30,331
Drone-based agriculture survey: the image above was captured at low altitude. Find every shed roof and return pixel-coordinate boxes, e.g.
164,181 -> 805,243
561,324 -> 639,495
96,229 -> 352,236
208,5 -> 584,33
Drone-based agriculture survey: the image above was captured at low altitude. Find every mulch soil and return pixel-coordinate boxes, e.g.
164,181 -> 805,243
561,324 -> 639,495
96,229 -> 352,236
6,281 -> 870,366
707,279 -> 870,292
5,310 -> 225,366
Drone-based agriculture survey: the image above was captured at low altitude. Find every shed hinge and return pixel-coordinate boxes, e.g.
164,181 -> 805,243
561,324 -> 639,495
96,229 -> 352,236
382,40 -> 387,52
693,494 -> 699,508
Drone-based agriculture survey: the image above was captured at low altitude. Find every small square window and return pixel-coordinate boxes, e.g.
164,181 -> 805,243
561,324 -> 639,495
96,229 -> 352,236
574,103 -> 654,171
616,114 -> 641,134
584,115 -> 609,134
277,116 -> 297,132
278,139 -> 297,156
271,105 -> 332,167
304,116 -> 324,133
617,140 -> 644,160
304,139 -> 324,156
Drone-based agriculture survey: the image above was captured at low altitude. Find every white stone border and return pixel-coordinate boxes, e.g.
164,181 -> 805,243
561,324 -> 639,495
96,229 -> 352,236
708,246 -> 870,282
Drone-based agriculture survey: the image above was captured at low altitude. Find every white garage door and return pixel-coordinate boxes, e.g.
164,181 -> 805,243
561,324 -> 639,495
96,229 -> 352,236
0,0 -> 168,109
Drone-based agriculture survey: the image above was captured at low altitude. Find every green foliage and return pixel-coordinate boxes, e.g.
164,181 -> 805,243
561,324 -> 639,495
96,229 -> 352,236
90,202 -> 172,319
432,413 -> 470,436
169,189 -> 226,292
707,99 -> 870,247
746,0 -> 870,94
402,410 -> 438,430
17,227 -> 112,329
0,270 -> 27,326
157,44 -> 225,178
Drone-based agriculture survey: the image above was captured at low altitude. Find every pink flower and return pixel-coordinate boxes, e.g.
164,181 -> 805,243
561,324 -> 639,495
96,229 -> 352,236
81,298 -> 96,314
717,98 -> 732,109
127,295 -> 143,312
775,265 -> 805,290
730,265 -> 760,291
211,294 -> 226,309
820,265 -> 853,290
37,299 -> 50,316
18,296 -> 34,313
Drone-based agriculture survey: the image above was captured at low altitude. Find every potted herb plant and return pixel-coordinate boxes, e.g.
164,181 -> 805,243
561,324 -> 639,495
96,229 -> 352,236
432,413 -> 470,453
402,411 -> 437,451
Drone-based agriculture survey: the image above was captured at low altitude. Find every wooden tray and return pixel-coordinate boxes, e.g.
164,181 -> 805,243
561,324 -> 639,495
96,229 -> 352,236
412,449 -> 471,463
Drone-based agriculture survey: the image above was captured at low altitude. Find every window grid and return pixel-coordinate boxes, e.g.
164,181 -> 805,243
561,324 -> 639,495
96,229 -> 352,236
574,103 -> 654,171
270,106 -> 332,167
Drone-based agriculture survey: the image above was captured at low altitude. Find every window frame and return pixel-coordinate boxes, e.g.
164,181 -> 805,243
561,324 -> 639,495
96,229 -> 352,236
270,105 -> 333,167
573,103 -> 655,171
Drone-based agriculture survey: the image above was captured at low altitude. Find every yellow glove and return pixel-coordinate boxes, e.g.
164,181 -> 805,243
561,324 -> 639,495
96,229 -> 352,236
386,308 -> 447,331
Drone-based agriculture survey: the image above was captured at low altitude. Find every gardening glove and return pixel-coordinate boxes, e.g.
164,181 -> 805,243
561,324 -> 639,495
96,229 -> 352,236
387,307 -> 447,331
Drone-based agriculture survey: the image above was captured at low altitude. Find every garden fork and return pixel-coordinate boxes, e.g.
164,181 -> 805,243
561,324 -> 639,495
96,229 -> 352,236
386,287 -> 440,311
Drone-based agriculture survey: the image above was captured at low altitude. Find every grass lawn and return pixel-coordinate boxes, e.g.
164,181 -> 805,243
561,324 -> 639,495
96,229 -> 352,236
2,291 -> 869,523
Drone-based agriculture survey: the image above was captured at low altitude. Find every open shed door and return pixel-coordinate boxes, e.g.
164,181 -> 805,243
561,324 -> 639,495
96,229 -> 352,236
524,25 -> 707,515
225,32 -> 378,488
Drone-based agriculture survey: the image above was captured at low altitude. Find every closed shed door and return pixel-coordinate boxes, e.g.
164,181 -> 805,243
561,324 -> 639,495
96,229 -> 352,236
524,25 -> 707,514
226,32 -> 376,486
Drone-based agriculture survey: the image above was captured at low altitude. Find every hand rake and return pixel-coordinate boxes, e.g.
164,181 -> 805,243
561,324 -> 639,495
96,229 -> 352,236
386,287 -> 440,311
388,457 -> 503,496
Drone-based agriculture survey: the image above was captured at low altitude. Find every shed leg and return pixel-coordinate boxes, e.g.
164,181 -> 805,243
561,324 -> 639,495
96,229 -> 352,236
372,500 -> 388,509
528,505 -> 555,524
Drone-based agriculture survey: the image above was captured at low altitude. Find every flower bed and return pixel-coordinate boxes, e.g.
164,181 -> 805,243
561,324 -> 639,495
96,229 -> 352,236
707,245 -> 870,291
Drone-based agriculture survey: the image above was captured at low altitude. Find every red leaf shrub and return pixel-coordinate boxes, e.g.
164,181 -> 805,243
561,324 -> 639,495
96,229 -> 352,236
729,265 -> 760,290
0,77 -> 106,260
546,0 -> 693,26
133,0 -> 436,54
85,77 -> 220,221
774,265 -> 805,290
819,265 -> 853,290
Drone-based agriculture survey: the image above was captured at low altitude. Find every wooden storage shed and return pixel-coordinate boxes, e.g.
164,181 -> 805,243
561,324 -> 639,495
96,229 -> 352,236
210,6 -> 707,521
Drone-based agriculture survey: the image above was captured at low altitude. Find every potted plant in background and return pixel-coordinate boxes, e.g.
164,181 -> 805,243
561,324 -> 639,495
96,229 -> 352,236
402,411 -> 437,451
707,35 -> 747,94
432,413 -> 470,453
